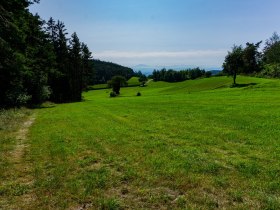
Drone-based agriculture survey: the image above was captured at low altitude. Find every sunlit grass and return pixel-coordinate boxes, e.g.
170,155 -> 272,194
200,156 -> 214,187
1,76 -> 280,209
0,108 -> 32,208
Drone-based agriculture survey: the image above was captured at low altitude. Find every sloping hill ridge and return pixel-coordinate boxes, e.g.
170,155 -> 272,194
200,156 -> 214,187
143,76 -> 274,95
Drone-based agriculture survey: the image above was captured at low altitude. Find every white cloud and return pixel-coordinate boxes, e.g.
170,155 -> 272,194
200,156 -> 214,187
94,50 -> 227,59
93,50 -> 227,67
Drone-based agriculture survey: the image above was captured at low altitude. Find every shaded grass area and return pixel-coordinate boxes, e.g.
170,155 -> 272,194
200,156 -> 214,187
2,76 -> 280,209
88,83 -> 109,90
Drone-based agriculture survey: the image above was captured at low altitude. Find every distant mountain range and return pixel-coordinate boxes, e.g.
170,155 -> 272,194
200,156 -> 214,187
132,64 -> 222,75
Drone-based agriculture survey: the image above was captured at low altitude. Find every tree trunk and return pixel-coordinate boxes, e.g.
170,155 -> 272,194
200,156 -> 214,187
233,72 -> 237,85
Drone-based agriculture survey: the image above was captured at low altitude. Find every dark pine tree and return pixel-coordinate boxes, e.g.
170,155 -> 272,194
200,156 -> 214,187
24,13 -> 56,104
0,0 -> 30,107
81,43 -> 93,90
69,32 -> 82,101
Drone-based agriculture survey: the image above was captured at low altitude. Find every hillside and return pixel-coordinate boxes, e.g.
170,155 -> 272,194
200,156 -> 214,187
1,76 -> 279,209
89,77 -> 141,90
91,59 -> 135,84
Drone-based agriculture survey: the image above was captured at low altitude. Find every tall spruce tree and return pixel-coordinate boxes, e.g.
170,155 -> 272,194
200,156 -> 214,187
45,19 -> 70,102
24,14 -> 55,104
0,1 -> 94,107
69,32 -> 82,101
81,43 -> 93,90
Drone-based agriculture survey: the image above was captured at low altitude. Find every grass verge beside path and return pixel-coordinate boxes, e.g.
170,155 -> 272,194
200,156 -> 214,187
0,108 -> 35,209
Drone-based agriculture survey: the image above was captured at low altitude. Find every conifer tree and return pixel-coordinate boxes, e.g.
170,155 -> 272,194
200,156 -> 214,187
69,32 -> 82,101
0,1 -> 94,107
81,43 -> 93,90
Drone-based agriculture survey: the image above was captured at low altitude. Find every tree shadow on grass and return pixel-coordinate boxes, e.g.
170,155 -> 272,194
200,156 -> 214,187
28,102 -> 56,109
230,83 -> 257,88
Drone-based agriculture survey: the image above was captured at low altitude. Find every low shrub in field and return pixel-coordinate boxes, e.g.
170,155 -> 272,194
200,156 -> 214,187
110,92 -> 117,97
136,92 -> 141,96
259,64 -> 280,78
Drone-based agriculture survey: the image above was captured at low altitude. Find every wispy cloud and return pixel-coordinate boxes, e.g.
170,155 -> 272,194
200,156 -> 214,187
94,50 -> 227,59
93,50 -> 227,67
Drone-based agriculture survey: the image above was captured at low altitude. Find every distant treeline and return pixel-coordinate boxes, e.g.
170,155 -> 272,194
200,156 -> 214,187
0,0 -> 93,108
152,68 -> 211,82
91,60 -> 134,85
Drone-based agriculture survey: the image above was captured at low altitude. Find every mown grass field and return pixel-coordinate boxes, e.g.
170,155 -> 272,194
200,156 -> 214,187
1,76 -> 280,209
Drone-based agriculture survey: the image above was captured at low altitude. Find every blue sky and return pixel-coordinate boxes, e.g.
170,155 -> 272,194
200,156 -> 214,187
30,0 -> 280,69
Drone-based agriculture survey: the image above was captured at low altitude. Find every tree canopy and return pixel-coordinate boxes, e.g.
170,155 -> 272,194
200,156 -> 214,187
0,0 -> 94,107
263,32 -> 280,64
152,68 -> 210,82
223,32 -> 280,83
138,74 -> 148,86
108,76 -> 128,95
223,45 -> 244,85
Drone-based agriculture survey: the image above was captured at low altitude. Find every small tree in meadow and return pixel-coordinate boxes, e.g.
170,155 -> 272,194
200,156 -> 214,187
108,76 -> 127,95
223,45 -> 244,85
138,75 -> 148,86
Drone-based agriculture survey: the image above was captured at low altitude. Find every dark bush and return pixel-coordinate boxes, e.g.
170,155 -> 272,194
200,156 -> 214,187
110,92 -> 117,97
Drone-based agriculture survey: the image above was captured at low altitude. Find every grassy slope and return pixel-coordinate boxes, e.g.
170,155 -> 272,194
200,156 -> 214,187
3,76 -> 280,209
127,76 -> 140,86
89,77 -> 140,90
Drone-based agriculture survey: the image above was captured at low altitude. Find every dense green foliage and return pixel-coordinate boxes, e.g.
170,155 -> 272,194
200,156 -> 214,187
138,74 -> 148,86
152,68 -> 211,82
0,0 -> 93,107
263,32 -> 280,64
242,42 -> 262,74
1,77 -> 279,209
107,76 -> 128,95
223,45 -> 244,85
39,18 -> 93,103
262,32 -> 280,78
223,32 -> 280,83
91,59 -> 134,85
0,0 -> 49,107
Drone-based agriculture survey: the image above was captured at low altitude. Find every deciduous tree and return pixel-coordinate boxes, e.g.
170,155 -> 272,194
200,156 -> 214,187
108,76 -> 127,95
223,45 -> 244,85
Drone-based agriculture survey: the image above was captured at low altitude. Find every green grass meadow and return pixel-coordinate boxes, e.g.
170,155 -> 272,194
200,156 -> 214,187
1,76 -> 280,209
